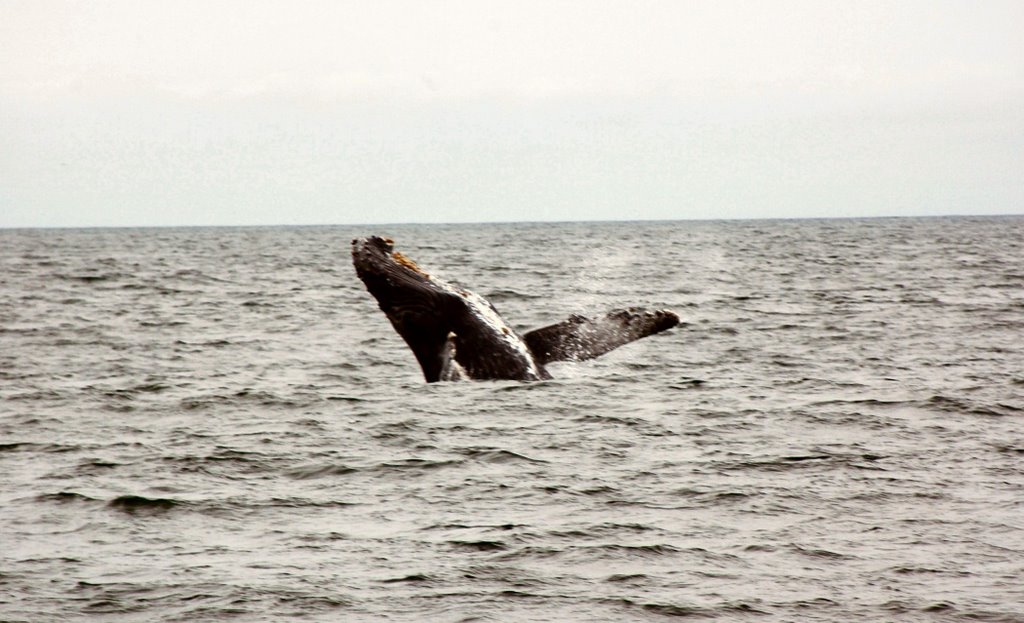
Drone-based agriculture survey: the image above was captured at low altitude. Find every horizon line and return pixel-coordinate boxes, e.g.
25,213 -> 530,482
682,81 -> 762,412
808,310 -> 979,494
1,212 -> 1021,232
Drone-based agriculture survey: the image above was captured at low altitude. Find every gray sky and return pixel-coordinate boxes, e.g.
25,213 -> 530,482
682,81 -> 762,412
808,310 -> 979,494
2,0 -> 1022,227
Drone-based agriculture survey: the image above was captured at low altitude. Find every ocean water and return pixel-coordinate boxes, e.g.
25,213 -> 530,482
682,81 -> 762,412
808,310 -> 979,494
1,217 -> 1022,622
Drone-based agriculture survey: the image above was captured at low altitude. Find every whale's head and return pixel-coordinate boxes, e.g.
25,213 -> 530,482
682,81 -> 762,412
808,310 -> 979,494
352,236 -> 467,381
352,235 -> 464,330
351,236 -> 437,304
352,236 -> 544,383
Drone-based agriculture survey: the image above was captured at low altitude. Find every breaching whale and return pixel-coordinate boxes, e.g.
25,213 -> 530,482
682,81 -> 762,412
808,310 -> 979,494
352,236 -> 680,382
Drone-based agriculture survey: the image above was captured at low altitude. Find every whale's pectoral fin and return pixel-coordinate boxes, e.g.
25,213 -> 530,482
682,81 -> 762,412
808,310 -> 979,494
523,307 -> 680,366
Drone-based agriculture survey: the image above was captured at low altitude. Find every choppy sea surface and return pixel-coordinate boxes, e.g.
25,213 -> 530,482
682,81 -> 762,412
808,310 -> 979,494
1,217 -> 1023,622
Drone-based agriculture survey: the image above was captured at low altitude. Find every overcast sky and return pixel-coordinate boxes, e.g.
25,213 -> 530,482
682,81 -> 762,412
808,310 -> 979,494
2,0 -> 1022,227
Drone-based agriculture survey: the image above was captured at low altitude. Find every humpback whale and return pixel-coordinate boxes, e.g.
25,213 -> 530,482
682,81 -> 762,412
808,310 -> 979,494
352,236 -> 680,382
